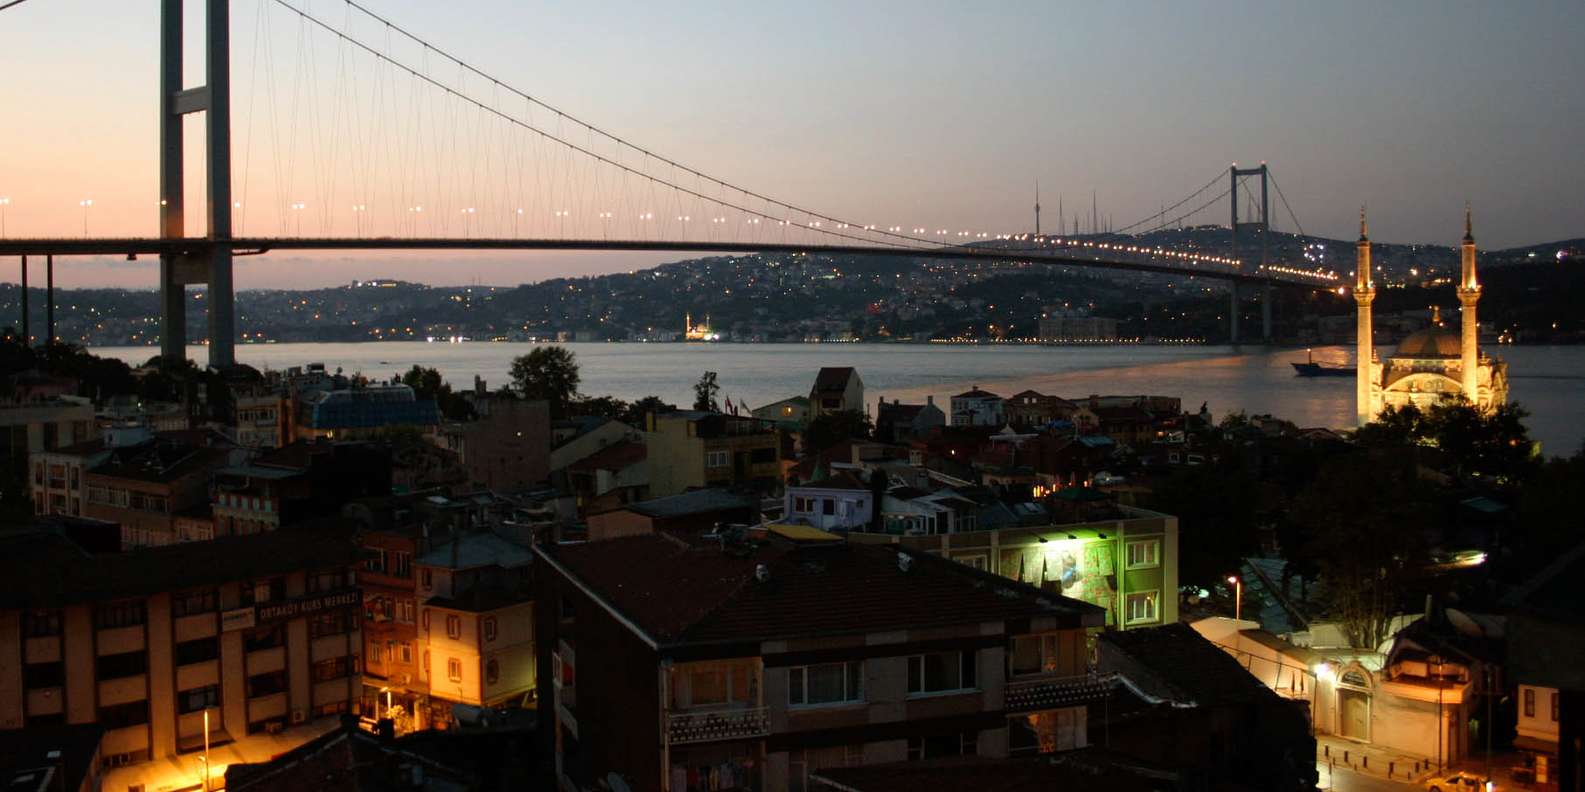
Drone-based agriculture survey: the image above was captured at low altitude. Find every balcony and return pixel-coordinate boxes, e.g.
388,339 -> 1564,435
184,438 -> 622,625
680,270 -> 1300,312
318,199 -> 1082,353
667,706 -> 770,745
1005,672 -> 1117,712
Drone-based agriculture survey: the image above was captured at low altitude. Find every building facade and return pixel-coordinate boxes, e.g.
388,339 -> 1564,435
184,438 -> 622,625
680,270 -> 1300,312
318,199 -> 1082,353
0,530 -> 364,784
536,534 -> 1107,792
645,412 -> 782,498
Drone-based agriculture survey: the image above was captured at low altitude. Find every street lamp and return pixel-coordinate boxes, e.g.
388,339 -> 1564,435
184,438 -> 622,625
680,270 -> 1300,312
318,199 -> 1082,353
79,199 -> 94,237
0,197 -> 10,237
1227,574 -> 1243,622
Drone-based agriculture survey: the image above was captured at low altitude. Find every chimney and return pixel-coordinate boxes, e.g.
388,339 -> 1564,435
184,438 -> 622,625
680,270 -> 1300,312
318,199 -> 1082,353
754,564 -> 771,583
926,395 -> 934,406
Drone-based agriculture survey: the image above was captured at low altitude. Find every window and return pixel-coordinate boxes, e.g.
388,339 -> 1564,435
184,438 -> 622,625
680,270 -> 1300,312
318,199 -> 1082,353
172,588 -> 218,617
421,569 -> 433,590
390,551 -> 412,579
1552,691 -> 1559,722
1010,634 -> 1065,676
446,614 -> 462,639
822,499 -> 835,515
794,496 -> 815,513
178,684 -> 220,714
175,636 -> 220,666
22,609 -> 62,638
245,624 -> 285,652
906,732 -> 977,761
1524,688 -> 1535,717
247,670 -> 287,698
364,549 -> 387,574
483,617 -> 498,642
1126,540 -> 1160,569
559,597 -> 577,622
312,656 -> 357,682
1125,591 -> 1160,625
95,600 -> 146,630
447,657 -> 463,682
23,661 -> 65,689
307,569 -> 349,593
98,700 -> 150,730
369,643 -> 383,664
96,651 -> 148,680
1008,708 -> 1086,754
241,577 -> 285,606
908,650 -> 976,695
398,642 -> 414,664
788,661 -> 864,706
396,599 -> 416,624
706,450 -> 730,468
309,609 -> 357,638
486,658 -> 500,685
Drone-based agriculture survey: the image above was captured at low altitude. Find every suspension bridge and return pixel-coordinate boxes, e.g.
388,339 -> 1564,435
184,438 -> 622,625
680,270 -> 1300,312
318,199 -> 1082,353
0,0 -> 1342,368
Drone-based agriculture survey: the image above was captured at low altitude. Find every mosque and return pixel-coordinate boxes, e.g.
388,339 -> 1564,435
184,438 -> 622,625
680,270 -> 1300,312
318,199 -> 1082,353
1354,208 -> 1508,425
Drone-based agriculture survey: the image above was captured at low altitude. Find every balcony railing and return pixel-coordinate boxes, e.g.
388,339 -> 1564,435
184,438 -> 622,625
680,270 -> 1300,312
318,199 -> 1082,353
1005,671 -> 1117,712
666,706 -> 770,745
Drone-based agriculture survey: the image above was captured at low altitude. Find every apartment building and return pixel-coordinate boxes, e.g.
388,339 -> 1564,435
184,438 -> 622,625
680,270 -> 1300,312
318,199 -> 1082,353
82,434 -> 240,549
0,527 -> 364,785
846,504 -> 1179,631
536,531 -> 1107,792
645,412 -> 782,498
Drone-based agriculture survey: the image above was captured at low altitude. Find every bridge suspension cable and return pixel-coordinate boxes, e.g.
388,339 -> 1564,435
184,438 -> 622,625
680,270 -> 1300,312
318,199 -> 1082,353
1267,169 -> 1308,239
280,0 -> 956,252
1111,169 -> 1226,235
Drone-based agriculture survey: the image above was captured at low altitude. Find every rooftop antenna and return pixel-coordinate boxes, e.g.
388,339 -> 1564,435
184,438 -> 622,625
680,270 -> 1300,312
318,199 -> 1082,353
1034,179 -> 1041,237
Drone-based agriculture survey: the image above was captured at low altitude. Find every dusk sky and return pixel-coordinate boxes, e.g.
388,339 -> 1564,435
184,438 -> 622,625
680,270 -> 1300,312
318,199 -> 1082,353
3,0 -> 1582,289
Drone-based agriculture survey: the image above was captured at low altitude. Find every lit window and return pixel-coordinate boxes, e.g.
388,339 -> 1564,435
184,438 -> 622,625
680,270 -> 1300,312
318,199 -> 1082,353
447,658 -> 463,682
1126,540 -> 1160,569
1126,591 -> 1160,625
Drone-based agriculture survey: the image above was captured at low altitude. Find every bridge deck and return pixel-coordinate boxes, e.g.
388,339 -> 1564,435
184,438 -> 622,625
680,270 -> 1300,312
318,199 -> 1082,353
0,237 -> 1334,290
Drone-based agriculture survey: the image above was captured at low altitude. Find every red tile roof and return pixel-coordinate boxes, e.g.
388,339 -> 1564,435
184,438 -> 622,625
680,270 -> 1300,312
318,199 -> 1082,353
544,534 -> 1102,647
811,366 -> 858,394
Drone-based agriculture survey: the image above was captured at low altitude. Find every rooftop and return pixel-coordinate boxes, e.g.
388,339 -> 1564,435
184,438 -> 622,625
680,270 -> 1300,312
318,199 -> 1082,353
543,533 -> 1103,648
0,522 -> 363,608
225,719 -> 472,792
810,750 -> 1177,792
811,366 -> 859,394
1099,622 -> 1281,707
619,488 -> 756,520
416,532 -> 533,571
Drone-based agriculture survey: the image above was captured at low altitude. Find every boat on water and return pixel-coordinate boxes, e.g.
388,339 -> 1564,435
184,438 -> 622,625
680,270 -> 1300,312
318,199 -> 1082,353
1291,349 -> 1352,377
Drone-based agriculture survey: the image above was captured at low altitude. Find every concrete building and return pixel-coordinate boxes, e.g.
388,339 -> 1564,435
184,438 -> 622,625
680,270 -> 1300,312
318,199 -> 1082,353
846,504 -> 1179,631
0,527 -> 364,790
783,471 -> 874,531
752,396 -> 811,431
3,395 -> 95,484
414,532 -> 536,728
294,384 -> 441,442
232,392 -> 288,450
1037,316 -> 1118,342
644,412 -> 781,498
536,532 -> 1107,792
808,367 -> 864,419
565,440 -> 648,516
950,388 -> 1005,427
452,395 -> 551,493
548,416 -> 643,475
83,434 -> 240,549
873,397 -> 945,444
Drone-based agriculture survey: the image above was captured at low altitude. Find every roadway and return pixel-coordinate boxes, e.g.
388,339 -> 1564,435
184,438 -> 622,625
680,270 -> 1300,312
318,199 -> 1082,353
0,236 -> 1338,291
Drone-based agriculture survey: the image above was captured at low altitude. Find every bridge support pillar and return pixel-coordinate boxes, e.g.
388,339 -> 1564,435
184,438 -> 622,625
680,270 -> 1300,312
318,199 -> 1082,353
19,256 -> 28,346
45,255 -> 54,352
158,0 -> 235,369
1262,283 -> 1273,343
1229,283 -> 1241,345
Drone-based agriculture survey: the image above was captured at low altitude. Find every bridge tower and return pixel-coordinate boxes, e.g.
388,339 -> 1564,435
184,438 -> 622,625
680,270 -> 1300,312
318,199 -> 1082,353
1228,163 -> 1273,344
160,0 -> 235,368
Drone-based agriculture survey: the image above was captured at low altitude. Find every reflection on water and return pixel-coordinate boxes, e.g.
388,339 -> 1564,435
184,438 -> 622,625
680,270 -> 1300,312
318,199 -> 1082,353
94,342 -> 1585,456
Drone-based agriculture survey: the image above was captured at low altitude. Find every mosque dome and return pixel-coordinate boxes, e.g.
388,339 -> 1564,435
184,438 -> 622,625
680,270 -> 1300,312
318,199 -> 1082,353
1394,326 -> 1462,358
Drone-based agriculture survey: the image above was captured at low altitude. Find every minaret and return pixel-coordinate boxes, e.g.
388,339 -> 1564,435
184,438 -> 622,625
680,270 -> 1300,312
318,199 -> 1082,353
1034,180 -> 1042,237
1354,207 -> 1377,426
1458,204 -> 1481,405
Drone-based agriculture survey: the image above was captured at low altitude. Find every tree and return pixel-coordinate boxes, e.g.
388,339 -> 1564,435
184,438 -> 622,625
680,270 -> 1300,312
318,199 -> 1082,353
1290,453 -> 1432,649
510,346 -> 581,418
624,395 -> 677,427
572,394 -> 630,421
804,409 -> 872,454
401,365 -> 473,420
692,371 -> 720,412
1355,400 -> 1537,483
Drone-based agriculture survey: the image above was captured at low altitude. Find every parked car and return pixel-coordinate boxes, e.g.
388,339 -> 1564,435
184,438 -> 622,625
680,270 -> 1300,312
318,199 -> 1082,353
1424,771 -> 1493,792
